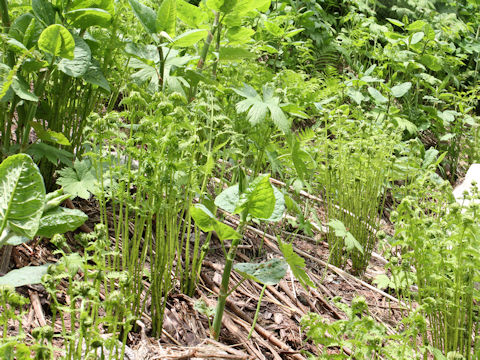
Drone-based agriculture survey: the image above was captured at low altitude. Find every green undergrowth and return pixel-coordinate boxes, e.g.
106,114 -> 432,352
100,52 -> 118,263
1,0 -> 480,358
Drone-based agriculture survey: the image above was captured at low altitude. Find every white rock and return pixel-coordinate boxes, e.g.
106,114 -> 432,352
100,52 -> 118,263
453,164 -> 480,207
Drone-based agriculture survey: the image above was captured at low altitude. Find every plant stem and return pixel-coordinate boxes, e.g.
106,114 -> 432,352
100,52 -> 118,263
197,12 -> 220,71
211,221 -> 245,340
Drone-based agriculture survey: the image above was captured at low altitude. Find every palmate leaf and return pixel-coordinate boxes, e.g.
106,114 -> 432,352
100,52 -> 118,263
278,238 -> 315,289
57,159 -> 96,200
327,219 -> 363,254
232,84 -> 289,133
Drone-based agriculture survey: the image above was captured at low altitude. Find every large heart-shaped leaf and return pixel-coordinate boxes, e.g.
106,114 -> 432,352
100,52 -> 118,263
0,154 -> 45,240
236,174 -> 275,219
37,207 -> 88,238
215,185 -> 240,214
38,24 -> 75,59
265,186 -> 285,222
234,258 -> 287,285
0,264 -> 50,287
58,35 -> 92,77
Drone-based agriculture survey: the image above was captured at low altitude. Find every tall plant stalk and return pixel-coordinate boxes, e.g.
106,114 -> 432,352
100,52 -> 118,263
211,220 -> 246,340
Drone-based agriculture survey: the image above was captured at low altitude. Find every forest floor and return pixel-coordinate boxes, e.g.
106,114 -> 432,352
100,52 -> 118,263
5,193 -> 407,360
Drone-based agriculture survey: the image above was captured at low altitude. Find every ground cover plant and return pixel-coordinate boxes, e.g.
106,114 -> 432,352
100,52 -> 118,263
1,0 -> 480,359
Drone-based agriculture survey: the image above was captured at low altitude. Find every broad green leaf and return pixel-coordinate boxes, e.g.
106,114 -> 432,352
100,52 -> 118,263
234,258 -> 287,285
367,87 -> 388,104
68,0 -> 114,14
9,13 -> 41,49
373,274 -> 391,290
30,122 -> 71,146
219,47 -> 256,61
386,18 -> 404,27
32,0 -> 55,26
406,20 -> 426,32
7,37 -> 29,52
0,228 -> 29,246
38,24 -> 75,59
27,142 -> 74,166
65,8 -> 112,29
0,264 -> 50,287
58,35 -> 92,77
278,238 -> 315,289
190,204 -> 241,241
226,27 -> 255,45
420,54 -> 442,72
66,0 -> 114,28
265,186 -> 285,222
264,21 -> 283,37
393,117 -> 418,135
347,88 -> 364,105
60,253 -> 84,276
128,0 -> 157,35
171,29 -> 208,47
57,160 -> 97,200
284,28 -> 304,38
440,133 -> 455,142
215,185 -> 240,214
37,207 -> 88,238
328,219 -> 348,238
0,64 -> 14,102
257,44 -> 278,54
44,189 -> 70,212
206,0 -> 238,13
177,0 -> 208,28
236,174 -> 275,219
344,232 -> 363,253
214,221 -> 242,241
11,77 -> 39,102
82,59 -> 110,91
0,154 -> 45,239
281,104 -> 308,119
409,31 -> 424,45
390,82 -> 412,98
125,43 -> 159,63
190,204 -> 216,231
157,0 -> 176,36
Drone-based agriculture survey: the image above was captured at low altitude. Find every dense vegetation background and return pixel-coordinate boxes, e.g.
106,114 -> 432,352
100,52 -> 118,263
1,0 -> 480,358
